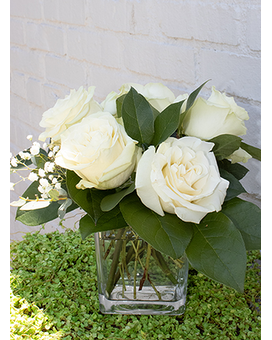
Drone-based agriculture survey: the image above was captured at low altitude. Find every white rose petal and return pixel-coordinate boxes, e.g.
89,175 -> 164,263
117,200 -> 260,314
182,86 -> 249,140
39,86 -> 101,142
20,200 -> 51,210
135,136 -> 229,224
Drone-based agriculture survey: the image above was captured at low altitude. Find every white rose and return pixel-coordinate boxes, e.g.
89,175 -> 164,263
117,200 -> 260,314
120,82 -> 176,112
135,136 -> 229,224
102,83 -> 187,116
39,86 -> 101,142
182,86 -> 249,140
55,112 -> 140,190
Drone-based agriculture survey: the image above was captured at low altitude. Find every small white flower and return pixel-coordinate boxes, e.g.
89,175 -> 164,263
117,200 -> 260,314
52,177 -> 58,184
38,168 -> 46,177
55,182 -> 61,190
49,175 -> 54,181
11,158 -> 18,167
44,162 -> 55,173
27,135 -> 33,141
43,143 -> 48,149
28,172 -> 39,182
19,152 -> 31,160
30,142 -> 40,155
53,145 -> 60,154
38,178 -> 53,199
10,182 -> 15,190
39,178 -> 49,187
48,151 -> 54,158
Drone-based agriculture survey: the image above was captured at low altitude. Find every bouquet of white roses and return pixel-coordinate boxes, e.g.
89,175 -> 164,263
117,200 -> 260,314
10,81 -> 261,294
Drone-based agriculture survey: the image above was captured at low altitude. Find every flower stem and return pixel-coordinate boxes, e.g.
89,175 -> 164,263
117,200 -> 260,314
151,249 -> 178,285
105,228 -> 126,297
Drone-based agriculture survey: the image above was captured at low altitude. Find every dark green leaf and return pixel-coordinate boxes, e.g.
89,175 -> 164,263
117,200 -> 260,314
218,159 -> 249,180
241,142 -> 261,161
185,80 -> 210,111
121,87 -> 154,144
178,80 -> 210,135
151,100 -> 185,146
119,193 -> 194,259
116,94 -> 126,118
15,181 -> 78,226
185,212 -> 247,293
79,213 -> 125,240
222,197 -> 261,250
101,183 -> 135,211
79,214 -> 96,240
66,170 -> 127,235
66,170 -> 94,217
209,134 -> 241,160
219,168 -> 246,200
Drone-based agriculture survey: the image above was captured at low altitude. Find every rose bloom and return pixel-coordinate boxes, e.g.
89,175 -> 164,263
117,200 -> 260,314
182,86 -> 251,163
101,82 -> 187,115
135,137 -> 229,224
39,86 -> 101,142
55,112 -> 140,190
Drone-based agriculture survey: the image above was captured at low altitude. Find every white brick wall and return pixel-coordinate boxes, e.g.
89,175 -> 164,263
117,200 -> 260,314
10,0 -> 261,241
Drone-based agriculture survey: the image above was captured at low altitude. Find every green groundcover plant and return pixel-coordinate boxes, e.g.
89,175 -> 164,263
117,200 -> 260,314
10,230 -> 260,339
10,81 -> 261,296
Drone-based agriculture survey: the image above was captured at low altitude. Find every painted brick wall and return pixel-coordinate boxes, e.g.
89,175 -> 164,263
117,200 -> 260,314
10,0 -> 261,241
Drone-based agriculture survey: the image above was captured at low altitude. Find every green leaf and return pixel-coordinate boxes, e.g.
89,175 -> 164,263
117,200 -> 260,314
101,183 -> 135,212
185,212 -> 247,293
151,100 -> 185,146
178,80 -> 210,135
119,193 -> 194,259
15,181 -> 78,226
121,87 -> 154,144
241,142 -> 261,161
79,213 -> 126,240
66,170 -> 94,216
222,197 -> 261,250
79,214 -> 96,240
218,159 -> 249,180
116,94 -> 126,118
209,134 -> 242,160
66,170 -> 127,236
185,80 -> 210,111
219,168 -> 246,200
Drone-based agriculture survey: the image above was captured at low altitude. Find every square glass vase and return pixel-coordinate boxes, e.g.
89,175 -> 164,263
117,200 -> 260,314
94,227 -> 188,315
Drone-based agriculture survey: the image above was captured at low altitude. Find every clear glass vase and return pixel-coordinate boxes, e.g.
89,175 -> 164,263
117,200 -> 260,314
94,227 -> 188,315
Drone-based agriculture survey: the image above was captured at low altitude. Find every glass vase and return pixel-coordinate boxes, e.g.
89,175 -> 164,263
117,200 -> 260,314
94,227 -> 188,315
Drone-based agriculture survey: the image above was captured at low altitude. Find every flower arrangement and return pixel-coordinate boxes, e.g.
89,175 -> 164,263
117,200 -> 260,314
10,81 -> 261,296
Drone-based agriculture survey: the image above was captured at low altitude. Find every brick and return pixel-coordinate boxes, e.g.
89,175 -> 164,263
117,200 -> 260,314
199,49 -> 261,101
10,18 -> 25,46
246,7 -> 261,51
10,71 -> 26,99
26,22 -> 65,54
26,22 -> 48,51
43,24 -> 65,56
58,0 -> 86,25
44,0 -> 59,22
45,54 -> 87,89
26,77 -> 43,106
11,0 -> 42,20
66,28 -> 101,64
123,38 -> 195,83
159,2 -> 240,45
10,46 -> 45,78
88,0 -> 128,32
